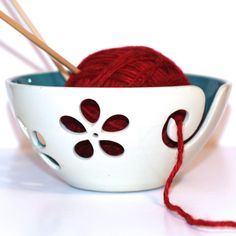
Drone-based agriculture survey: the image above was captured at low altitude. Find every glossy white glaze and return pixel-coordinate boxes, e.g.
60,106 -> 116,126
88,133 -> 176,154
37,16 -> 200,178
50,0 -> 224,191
5,78 -> 231,191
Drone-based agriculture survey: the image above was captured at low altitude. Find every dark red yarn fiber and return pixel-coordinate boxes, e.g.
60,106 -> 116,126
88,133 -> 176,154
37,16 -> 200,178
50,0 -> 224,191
66,46 -> 189,87
65,46 -> 236,228
165,117 -> 236,228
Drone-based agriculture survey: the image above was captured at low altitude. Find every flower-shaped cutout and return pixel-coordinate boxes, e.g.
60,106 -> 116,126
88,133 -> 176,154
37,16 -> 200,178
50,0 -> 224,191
60,99 -> 129,158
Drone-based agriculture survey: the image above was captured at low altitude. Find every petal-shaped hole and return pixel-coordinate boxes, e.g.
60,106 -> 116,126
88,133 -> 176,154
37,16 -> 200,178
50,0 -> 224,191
102,115 -> 129,132
32,131 -> 46,148
60,116 -> 86,133
162,109 -> 187,148
74,140 -> 93,158
80,99 -> 100,123
100,140 -> 124,156
39,153 -> 60,170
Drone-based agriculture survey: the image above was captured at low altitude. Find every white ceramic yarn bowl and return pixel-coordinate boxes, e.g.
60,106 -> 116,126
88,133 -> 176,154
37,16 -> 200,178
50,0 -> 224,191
6,72 -> 231,192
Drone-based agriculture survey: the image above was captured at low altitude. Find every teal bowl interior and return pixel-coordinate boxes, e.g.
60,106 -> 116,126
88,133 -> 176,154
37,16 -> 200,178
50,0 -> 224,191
10,72 -> 225,122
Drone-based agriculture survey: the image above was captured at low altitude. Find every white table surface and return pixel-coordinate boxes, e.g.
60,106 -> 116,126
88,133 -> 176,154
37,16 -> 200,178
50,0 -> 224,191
1,146 -> 236,236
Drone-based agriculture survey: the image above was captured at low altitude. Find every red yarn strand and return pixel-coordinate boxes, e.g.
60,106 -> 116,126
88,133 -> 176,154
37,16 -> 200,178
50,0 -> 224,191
164,118 -> 236,228
65,46 -> 236,228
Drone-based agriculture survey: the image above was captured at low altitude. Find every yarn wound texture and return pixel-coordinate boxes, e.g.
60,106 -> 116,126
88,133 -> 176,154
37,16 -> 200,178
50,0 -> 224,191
65,46 -> 190,87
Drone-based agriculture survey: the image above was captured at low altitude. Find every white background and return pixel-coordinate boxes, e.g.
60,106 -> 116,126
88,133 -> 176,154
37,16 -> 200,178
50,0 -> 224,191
1,1 -> 236,236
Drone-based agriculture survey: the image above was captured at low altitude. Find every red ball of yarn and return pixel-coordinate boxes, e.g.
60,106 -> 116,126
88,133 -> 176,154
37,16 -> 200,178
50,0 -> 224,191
65,46 -> 190,156
66,46 -> 189,87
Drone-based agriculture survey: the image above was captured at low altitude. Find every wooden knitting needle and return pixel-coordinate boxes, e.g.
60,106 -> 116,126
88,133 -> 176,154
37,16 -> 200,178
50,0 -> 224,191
11,0 -> 69,80
0,10 -> 80,75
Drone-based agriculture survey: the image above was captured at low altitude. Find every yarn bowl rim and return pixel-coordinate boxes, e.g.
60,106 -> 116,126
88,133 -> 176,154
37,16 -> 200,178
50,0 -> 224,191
6,71 -> 226,89
5,72 -> 231,192
5,71 -> 227,122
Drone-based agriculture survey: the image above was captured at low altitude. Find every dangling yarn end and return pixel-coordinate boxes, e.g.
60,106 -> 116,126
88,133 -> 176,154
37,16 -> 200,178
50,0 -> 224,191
164,118 -> 236,228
